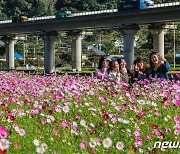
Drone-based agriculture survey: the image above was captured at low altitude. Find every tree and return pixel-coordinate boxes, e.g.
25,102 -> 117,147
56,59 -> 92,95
35,0 -> 57,16
0,0 -> 6,20
4,0 -> 32,17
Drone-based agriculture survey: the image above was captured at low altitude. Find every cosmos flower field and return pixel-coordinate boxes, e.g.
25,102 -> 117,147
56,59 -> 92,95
0,72 -> 179,153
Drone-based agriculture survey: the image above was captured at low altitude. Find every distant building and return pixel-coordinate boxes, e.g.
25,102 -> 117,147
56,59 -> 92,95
107,55 -> 124,60
0,41 -> 4,46
87,44 -> 106,56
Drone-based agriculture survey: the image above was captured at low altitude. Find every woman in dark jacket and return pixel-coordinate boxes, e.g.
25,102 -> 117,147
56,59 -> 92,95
130,58 -> 147,83
147,52 -> 170,79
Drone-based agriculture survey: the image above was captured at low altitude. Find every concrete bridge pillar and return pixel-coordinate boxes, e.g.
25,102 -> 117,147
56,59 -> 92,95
149,24 -> 166,58
43,31 -> 58,74
68,31 -> 84,72
120,26 -> 139,69
2,36 -> 16,70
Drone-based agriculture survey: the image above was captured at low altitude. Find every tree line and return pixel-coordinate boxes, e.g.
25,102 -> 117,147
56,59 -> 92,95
0,0 -> 178,19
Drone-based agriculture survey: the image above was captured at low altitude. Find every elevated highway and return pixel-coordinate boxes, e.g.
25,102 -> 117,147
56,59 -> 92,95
0,2 -> 179,73
0,5 -> 180,36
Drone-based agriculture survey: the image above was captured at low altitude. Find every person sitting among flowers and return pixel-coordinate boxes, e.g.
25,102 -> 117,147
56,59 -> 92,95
130,58 -> 147,83
147,52 -> 170,79
108,60 -> 122,82
117,58 -> 129,83
95,56 -> 111,80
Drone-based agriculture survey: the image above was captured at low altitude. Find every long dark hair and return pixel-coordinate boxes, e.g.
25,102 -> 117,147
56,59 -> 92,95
149,52 -> 158,68
98,56 -> 106,70
117,58 -> 125,65
134,57 -> 147,73
109,60 -> 118,71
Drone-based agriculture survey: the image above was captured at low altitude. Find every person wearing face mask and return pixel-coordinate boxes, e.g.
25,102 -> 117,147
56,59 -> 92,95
147,52 -> 170,79
117,58 -> 129,83
95,56 -> 110,80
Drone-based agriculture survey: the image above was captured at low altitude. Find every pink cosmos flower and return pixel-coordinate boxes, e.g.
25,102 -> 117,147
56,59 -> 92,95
54,105 -> 61,112
111,118 -> 117,124
18,129 -> 26,136
71,126 -> 78,132
61,120 -> 68,129
174,116 -> 180,123
173,98 -> 180,106
116,141 -> 124,150
166,128 -> 171,133
153,129 -> 161,136
98,94 -> 107,103
146,134 -> 152,140
139,110 -> 145,116
80,141 -> 87,149
7,97 -> 13,103
155,112 -> 160,116
8,114 -> 15,121
115,106 -> 121,111
52,128 -> 59,136
31,109 -> 39,115
0,126 -> 7,139
134,130 -> 141,137
41,119 -> 47,125
135,136 -> 142,147
129,105 -> 136,111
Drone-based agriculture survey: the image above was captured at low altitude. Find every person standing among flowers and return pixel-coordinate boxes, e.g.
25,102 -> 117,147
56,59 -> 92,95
147,52 -> 170,79
117,58 -> 129,83
95,56 -> 110,80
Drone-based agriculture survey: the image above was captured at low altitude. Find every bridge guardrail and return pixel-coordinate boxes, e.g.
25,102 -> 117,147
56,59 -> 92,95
0,2 -> 179,24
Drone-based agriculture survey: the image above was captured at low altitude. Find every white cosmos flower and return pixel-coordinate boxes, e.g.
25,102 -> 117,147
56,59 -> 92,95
116,141 -> 124,150
103,137 -> 112,148
33,139 -> 40,146
36,146 -> 45,154
72,121 -> 78,126
139,148 -> 144,153
89,141 -> 96,148
123,120 -> 130,124
80,120 -> 86,127
151,101 -> 157,106
40,113 -> 45,117
0,139 -> 10,150
62,106 -> 70,113
47,119 -> 51,123
41,143 -> 48,150
47,115 -> 55,121
147,114 -> 152,117
84,103 -> 89,106
88,108 -> 96,111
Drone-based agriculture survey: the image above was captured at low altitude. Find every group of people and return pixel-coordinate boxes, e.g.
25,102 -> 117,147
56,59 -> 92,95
95,52 -> 170,84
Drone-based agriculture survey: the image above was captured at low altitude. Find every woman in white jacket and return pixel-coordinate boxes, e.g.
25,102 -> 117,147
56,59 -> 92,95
108,60 -> 122,82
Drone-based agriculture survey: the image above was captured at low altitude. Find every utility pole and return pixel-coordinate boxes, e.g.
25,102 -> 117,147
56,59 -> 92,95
173,24 -> 176,68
